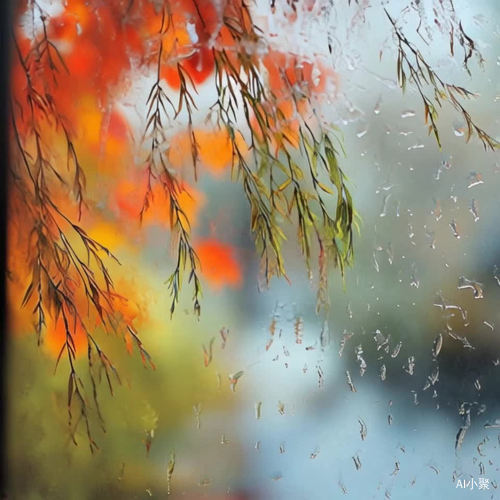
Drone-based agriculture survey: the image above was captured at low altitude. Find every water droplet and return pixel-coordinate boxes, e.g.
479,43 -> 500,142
166,452 -> 175,495
467,172 -> 484,188
455,426 -> 468,451
401,110 -> 416,118
411,390 -> 419,405
311,65 -> 321,87
355,345 -> 367,376
320,321 -> 330,349
345,370 -> 357,392
434,292 -> 468,322
391,462 -> 400,476
339,330 -> 354,357
228,371 -> 244,392
493,265 -> 500,286
193,403 -> 202,429
435,160 -> 452,181
358,419 -> 367,441
483,419 -> 500,429
265,337 -> 274,351
449,219 -> 460,239
374,329 -> 389,350
433,333 -> 443,357
432,199 -> 442,221
202,337 -> 215,367
277,401 -> 285,415
185,21 -> 199,44
424,225 -> 436,249
255,401 -> 262,419
469,199 -> 479,222
379,193 -> 391,218
220,327 -> 229,349
448,331 -> 474,349
294,316 -> 303,344
316,363 -> 324,388
404,356 -> 415,375
408,224 -> 415,244
423,366 -> 439,390
391,341 -> 402,358
338,481 -> 348,494
117,462 -> 125,481
457,276 -> 484,299
410,263 -> 419,288
429,465 -> 440,475
386,243 -> 394,264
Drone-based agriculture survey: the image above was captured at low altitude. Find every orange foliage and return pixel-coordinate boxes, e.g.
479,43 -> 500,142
263,51 -> 333,98
169,129 -> 248,175
168,132 -> 193,168
65,38 -> 100,77
113,173 -> 203,229
196,129 -> 238,174
44,310 -> 87,358
196,239 -> 242,290
162,46 -> 215,88
47,0 -> 135,96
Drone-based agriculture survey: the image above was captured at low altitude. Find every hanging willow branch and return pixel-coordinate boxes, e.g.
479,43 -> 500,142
386,9 -> 498,151
429,0 -> 485,74
141,12 -> 202,317
209,0 -> 356,310
141,0 -> 356,313
10,1 -> 153,451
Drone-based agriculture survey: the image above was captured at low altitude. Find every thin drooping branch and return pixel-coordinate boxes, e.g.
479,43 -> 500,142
10,1 -> 153,450
140,7 -> 202,316
386,9 -> 498,151
211,1 -> 355,309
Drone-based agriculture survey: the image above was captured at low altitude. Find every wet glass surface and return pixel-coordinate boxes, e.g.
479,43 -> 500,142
6,0 -> 500,498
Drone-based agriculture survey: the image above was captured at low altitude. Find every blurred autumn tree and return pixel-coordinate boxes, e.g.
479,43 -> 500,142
7,0 -> 497,449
